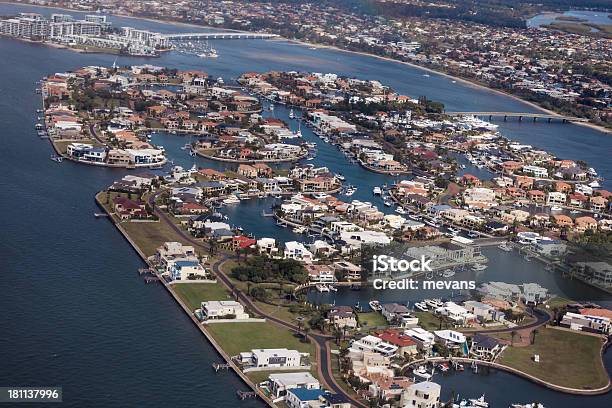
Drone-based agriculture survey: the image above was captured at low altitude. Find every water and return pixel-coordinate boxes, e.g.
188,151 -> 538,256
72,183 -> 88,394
0,3 -> 610,406
528,10 -> 612,28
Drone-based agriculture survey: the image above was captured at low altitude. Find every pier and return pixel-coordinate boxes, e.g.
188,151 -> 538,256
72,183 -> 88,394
236,390 -> 257,400
445,111 -> 588,123
212,362 -> 231,372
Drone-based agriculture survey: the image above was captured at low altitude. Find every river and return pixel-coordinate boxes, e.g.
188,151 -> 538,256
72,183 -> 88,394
0,3 -> 610,407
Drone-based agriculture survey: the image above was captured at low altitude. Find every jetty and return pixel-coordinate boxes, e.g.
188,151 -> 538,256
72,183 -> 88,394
445,111 -> 588,123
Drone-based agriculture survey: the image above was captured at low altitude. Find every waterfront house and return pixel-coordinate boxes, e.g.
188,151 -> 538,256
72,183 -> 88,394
381,303 -> 418,327
113,196 -> 147,219
433,330 -> 466,348
374,330 -> 418,356
304,264 -> 335,283
200,301 -> 249,320
285,388 -> 327,408
350,335 -> 398,357
399,381 -> 441,408
532,240 -> 567,258
463,301 -> 504,323
403,327 -> 435,352
268,372 -> 320,399
469,334 -> 503,360
332,261 -> 361,281
572,262 -> 612,288
560,312 -> 611,335
284,241 -> 314,263
169,260 -> 209,281
327,306 -> 357,329
434,302 -> 474,325
239,348 -> 306,369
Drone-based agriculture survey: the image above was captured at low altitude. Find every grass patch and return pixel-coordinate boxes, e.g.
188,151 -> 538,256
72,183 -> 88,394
498,327 -> 608,389
544,296 -> 575,309
206,322 -> 314,357
414,311 -> 447,331
172,282 -> 231,311
357,312 -> 388,329
121,219 -> 191,257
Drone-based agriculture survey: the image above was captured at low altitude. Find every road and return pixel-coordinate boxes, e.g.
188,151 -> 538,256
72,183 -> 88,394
147,192 -> 366,407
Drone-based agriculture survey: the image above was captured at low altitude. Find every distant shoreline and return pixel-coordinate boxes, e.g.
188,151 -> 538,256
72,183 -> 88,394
2,0 -> 610,135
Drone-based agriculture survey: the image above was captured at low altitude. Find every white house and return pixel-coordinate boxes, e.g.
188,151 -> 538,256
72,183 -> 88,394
240,348 -> 306,369
268,372 -> 320,399
433,330 -> 466,346
523,165 -> 548,178
404,327 -> 435,351
350,335 -> 398,357
284,241 -> 314,263
200,300 -> 249,320
400,381 -> 441,408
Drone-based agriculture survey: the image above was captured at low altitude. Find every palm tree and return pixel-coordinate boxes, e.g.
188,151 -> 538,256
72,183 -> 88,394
530,329 -> 539,345
510,330 -> 518,346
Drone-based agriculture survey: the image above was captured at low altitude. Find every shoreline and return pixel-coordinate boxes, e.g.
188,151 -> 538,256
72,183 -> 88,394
2,1 -> 609,135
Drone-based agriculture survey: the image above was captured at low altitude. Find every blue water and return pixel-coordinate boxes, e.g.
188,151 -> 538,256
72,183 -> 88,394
528,10 -> 612,28
0,3 -> 610,407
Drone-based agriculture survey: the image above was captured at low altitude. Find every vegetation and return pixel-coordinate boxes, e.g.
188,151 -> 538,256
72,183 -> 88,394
231,256 -> 307,284
173,282 -> 231,311
498,328 -> 608,389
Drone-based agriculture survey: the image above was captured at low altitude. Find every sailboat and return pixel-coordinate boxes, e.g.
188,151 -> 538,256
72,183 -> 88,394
295,121 -> 302,138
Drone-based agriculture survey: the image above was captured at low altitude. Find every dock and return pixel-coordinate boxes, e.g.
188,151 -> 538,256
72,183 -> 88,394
144,276 -> 160,284
236,390 -> 257,400
212,362 -> 232,372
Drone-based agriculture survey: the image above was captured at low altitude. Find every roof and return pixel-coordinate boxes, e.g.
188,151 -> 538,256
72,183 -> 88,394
472,333 -> 501,350
288,388 -> 326,402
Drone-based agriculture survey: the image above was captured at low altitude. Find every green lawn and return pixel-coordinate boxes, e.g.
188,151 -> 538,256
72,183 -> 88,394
206,322 -> 314,357
173,282 -> 231,311
357,312 -> 388,329
544,297 -> 575,309
414,311 -> 447,331
498,328 -> 608,389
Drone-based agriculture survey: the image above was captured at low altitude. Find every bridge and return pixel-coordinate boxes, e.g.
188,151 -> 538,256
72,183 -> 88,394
445,111 -> 588,123
162,32 -> 280,40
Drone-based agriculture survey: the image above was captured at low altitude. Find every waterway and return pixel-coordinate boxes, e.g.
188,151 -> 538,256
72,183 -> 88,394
0,3 -> 610,407
528,9 -> 612,28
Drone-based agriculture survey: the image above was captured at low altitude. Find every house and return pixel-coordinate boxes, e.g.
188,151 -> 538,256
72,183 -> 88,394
169,260 -> 208,281
113,196 -> 147,219
403,327 -> 435,352
304,264 -> 335,283
463,301 -> 504,322
399,381 -> 441,408
434,302 -> 474,324
239,348 -> 305,369
350,335 -> 398,357
374,330 -> 418,356
268,372 -> 320,399
560,312 -> 611,335
320,394 -> 352,408
381,303 -> 418,327
332,261 -> 361,281
522,165 -> 548,178
469,334 -> 503,360
284,241 -> 314,263
433,330 -> 466,347
285,388 -> 327,408
546,191 -> 566,205
200,301 -> 249,320
532,240 -> 567,258
327,306 -> 357,329
574,216 -> 598,232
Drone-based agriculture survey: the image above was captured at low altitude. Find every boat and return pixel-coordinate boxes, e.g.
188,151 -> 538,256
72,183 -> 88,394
373,187 -> 382,195
414,302 -> 428,312
222,195 -> 240,204
437,362 -> 450,372
471,263 -> 487,271
335,174 -> 345,181
412,366 -> 432,380
511,404 -> 545,408
550,206 -> 563,211
289,109 -> 295,119
292,226 -> 307,234
467,395 -> 489,408
50,155 -> 63,163
395,207 -> 407,214
408,214 -> 421,221
329,285 -> 338,292
498,242 -> 513,252
316,283 -> 330,292
424,298 -> 443,308
384,200 -> 392,207
422,74 -> 430,78
570,209 -> 581,214
344,186 -> 357,196
442,269 -> 456,278
368,300 -> 382,311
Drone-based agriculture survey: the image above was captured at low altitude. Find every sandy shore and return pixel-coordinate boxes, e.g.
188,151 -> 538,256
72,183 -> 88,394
2,1 -> 609,134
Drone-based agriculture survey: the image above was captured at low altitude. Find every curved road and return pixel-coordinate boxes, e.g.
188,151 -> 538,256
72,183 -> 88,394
147,192 -> 367,407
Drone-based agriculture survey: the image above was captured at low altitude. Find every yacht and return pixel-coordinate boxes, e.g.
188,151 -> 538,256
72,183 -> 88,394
471,263 -> 487,271
424,298 -> 443,308
345,186 -> 357,196
550,206 -> 563,212
511,404 -> 545,408
373,186 -> 382,195
414,302 -> 429,312
498,242 -> 513,252
292,226 -> 307,234
442,269 -> 456,278
222,195 -> 240,204
289,109 -> 295,119
295,122 -> 302,137
368,300 -> 382,311
335,174 -> 346,181
395,207 -> 407,214
316,283 -> 330,293
412,366 -> 432,380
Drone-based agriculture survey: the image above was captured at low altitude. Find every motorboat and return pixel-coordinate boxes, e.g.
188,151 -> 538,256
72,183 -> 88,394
471,263 -> 487,271
550,206 -> 563,212
498,242 -> 513,252
412,366 -> 432,380
289,109 -> 295,119
292,226 -> 307,234
384,200 -> 392,207
466,231 -> 480,238
368,300 -> 382,311
442,269 -> 456,278
373,186 -> 382,195
222,195 -> 241,204
316,283 -> 330,293
414,302 -> 429,312
424,298 -> 443,308
345,186 -> 357,196
335,174 -> 346,181
395,207 -> 407,214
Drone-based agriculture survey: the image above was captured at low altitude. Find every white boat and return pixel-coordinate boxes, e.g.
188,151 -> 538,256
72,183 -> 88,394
289,109 -> 295,119
345,186 -> 357,196
335,174 -> 345,181
412,366 -> 432,380
408,214 -> 421,221
395,207 -> 407,214
368,300 -> 382,311
316,283 -> 330,293
467,395 -> 489,408
471,263 -> 487,271
424,298 -> 443,308
511,404 -> 545,408
498,242 -> 513,252
414,302 -> 429,312
442,269 -> 456,278
292,226 -> 307,234
550,206 -> 563,211
384,200 -> 392,207
588,180 -> 601,189
570,209 -> 581,214
222,195 -> 240,204
373,187 -> 382,195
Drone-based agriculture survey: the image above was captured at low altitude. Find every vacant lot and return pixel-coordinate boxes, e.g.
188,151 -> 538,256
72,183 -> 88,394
173,282 -> 231,311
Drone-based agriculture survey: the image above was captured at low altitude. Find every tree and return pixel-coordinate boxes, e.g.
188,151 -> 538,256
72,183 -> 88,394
530,329 -> 539,345
510,330 -> 518,346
